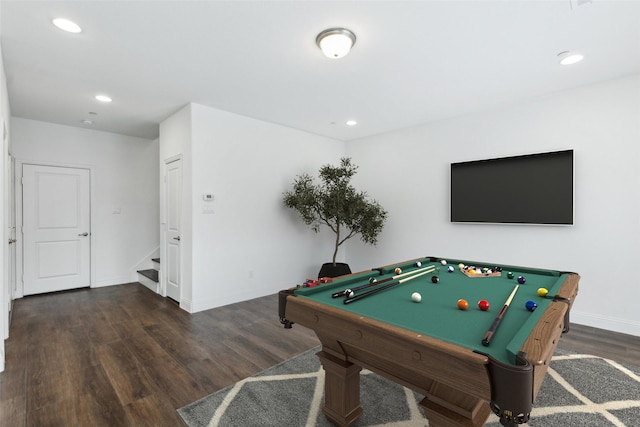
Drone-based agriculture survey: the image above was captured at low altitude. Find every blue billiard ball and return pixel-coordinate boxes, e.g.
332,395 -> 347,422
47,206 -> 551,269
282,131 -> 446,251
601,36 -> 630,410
525,300 -> 538,312
447,266 -> 454,273
517,275 -> 526,284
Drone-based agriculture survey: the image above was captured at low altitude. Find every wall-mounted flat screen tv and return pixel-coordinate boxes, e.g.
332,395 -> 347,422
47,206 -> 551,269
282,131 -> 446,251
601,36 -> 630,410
450,150 -> 574,225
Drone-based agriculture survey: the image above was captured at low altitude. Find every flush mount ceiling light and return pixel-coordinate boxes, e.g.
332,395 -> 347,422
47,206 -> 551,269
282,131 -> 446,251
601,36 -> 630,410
345,120 -> 358,126
95,94 -> 112,103
558,51 -> 584,65
316,28 -> 356,59
52,18 -> 82,34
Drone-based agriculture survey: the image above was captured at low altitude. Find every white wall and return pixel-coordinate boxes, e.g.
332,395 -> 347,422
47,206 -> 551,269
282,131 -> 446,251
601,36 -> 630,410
10,118 -> 160,289
0,30 -> 9,372
345,74 -> 640,337
160,103 -> 345,312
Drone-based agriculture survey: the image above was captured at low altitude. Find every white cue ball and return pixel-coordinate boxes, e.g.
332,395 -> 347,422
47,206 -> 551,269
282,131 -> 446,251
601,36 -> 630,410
415,261 -> 422,267
411,292 -> 422,303
440,259 -> 447,265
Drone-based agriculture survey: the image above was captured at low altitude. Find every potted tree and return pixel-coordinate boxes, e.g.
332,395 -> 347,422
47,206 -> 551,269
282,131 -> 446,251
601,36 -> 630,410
283,157 -> 388,278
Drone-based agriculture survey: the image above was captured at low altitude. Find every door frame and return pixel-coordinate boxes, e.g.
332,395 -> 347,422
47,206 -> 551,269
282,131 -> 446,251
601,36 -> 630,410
14,159 -> 95,298
161,154 -> 182,302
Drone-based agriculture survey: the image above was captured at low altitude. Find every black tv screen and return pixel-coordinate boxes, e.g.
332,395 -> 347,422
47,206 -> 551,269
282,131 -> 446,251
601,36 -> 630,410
450,150 -> 574,225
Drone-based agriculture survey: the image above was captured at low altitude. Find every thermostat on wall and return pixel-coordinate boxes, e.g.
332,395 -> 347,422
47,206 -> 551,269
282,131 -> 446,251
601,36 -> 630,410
203,194 -> 214,201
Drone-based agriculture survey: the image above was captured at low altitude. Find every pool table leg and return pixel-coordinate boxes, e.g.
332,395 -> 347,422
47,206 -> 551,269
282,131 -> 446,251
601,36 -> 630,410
317,351 -> 363,427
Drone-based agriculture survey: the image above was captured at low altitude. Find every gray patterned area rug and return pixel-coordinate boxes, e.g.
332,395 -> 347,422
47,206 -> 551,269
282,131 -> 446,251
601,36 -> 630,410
178,347 -> 640,427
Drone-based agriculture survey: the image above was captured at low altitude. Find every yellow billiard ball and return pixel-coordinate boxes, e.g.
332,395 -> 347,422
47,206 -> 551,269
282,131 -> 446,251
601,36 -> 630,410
537,287 -> 549,297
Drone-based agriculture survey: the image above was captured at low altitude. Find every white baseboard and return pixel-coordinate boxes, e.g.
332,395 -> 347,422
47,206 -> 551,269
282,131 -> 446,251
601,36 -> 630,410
571,310 -> 640,337
138,276 -> 159,293
180,297 -> 193,312
93,275 -> 140,288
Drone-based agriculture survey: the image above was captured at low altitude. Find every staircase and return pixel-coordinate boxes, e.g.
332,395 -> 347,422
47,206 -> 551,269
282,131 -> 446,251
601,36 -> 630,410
137,258 -> 160,292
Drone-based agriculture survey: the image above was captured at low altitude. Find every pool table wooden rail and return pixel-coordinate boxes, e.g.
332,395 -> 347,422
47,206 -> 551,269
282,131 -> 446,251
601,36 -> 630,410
519,273 -> 579,395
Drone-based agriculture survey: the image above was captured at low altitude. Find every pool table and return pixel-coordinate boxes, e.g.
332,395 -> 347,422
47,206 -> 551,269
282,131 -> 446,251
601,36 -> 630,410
278,256 -> 579,427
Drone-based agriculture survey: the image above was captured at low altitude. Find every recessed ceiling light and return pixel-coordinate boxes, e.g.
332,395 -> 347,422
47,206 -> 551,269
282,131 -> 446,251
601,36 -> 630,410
95,94 -> 112,103
558,51 -> 584,65
346,120 -> 358,126
52,18 -> 82,34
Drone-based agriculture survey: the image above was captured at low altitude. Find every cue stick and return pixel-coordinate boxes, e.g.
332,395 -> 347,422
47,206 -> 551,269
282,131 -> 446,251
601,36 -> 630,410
343,268 -> 434,304
332,265 -> 435,298
481,285 -> 519,347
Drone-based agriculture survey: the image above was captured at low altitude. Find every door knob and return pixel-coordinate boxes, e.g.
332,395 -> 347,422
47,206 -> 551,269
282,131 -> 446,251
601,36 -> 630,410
78,232 -> 89,237
173,236 -> 181,241
8,239 -> 16,244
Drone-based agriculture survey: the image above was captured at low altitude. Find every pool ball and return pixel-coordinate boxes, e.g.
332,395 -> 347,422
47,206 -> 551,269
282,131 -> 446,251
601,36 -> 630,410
345,289 -> 354,298
447,266 -> 454,273
431,275 -> 439,283
478,300 -> 490,311
415,261 -> 422,267
411,292 -> 422,303
507,272 -> 514,279
440,259 -> 447,265
369,277 -> 377,283
458,263 -> 465,269
517,275 -> 526,284
457,299 -> 469,310
525,300 -> 538,312
537,287 -> 549,297
395,267 -> 402,274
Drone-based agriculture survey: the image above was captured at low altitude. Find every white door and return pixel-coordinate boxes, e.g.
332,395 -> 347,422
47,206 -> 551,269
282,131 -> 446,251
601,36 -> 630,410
22,165 -> 91,295
165,158 -> 181,302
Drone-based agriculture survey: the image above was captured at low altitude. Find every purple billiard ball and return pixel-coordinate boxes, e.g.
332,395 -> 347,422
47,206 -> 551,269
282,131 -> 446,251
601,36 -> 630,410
525,300 -> 537,312
517,275 -> 526,284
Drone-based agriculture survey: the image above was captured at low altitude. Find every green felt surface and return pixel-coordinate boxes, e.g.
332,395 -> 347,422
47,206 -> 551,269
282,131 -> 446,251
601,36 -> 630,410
293,257 -> 568,365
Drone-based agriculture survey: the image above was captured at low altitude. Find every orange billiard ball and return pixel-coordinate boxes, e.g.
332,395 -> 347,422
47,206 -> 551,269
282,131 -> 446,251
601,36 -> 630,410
457,299 -> 469,310
395,267 -> 402,274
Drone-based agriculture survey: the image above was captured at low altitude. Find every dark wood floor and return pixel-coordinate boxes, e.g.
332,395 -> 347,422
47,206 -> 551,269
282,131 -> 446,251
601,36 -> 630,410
1,283 -> 638,426
0,283 -> 319,426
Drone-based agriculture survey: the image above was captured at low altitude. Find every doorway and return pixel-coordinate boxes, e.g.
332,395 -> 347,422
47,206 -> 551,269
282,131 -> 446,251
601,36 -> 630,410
165,157 -> 181,302
21,164 -> 91,295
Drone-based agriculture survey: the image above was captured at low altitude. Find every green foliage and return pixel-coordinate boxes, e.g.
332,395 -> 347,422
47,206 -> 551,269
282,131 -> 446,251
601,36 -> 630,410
283,158 -> 388,264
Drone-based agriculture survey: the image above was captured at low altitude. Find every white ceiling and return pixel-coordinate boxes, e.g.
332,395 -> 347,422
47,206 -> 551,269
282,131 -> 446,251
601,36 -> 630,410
1,0 -> 639,141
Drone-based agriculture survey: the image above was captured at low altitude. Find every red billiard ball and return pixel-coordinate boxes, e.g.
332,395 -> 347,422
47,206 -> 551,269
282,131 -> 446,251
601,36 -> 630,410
457,299 -> 469,310
477,300 -> 490,311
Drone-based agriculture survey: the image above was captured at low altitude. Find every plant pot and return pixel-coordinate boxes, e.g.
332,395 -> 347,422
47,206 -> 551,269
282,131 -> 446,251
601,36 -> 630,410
318,262 -> 352,279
